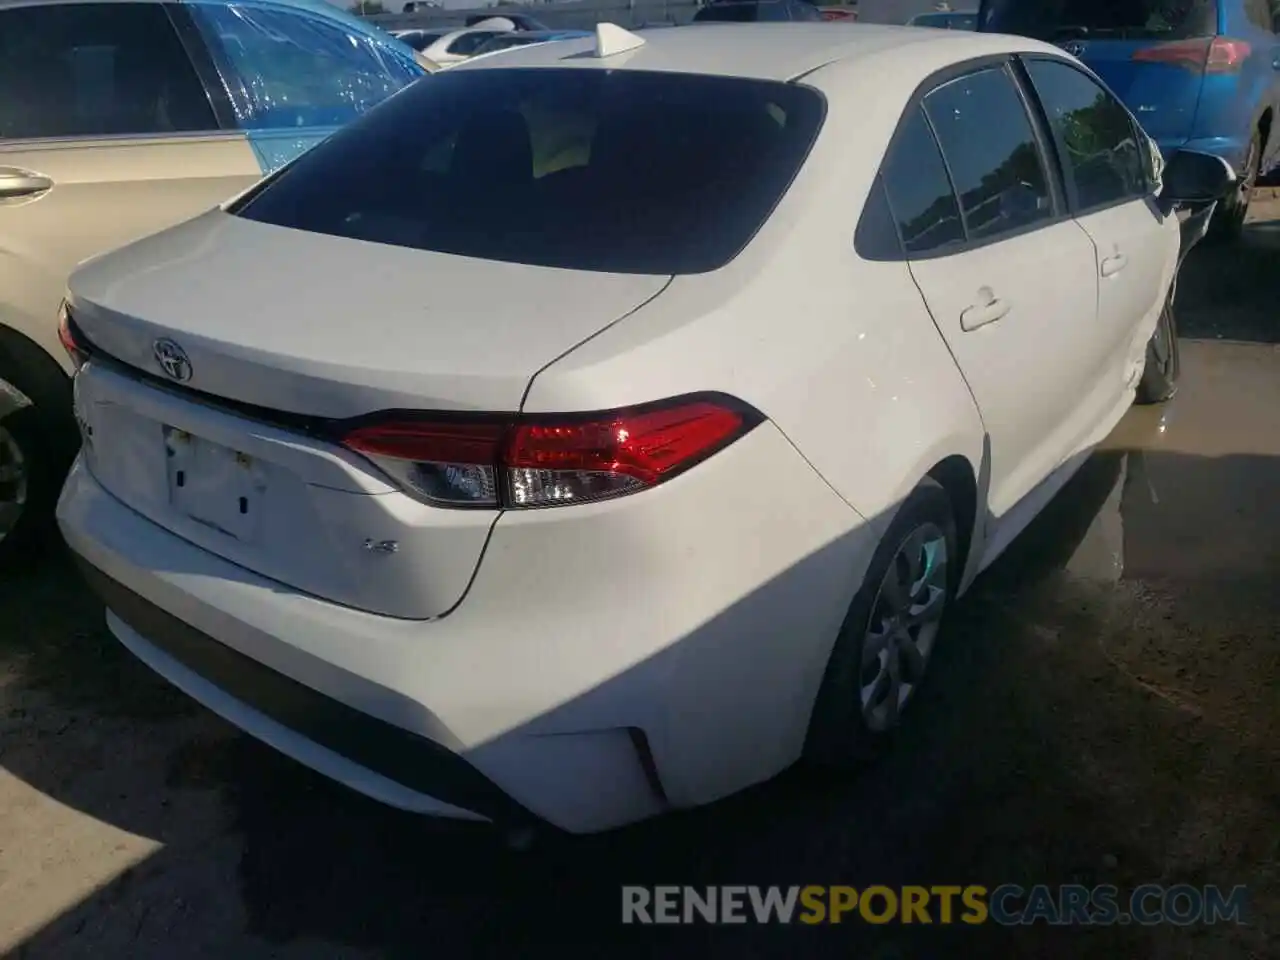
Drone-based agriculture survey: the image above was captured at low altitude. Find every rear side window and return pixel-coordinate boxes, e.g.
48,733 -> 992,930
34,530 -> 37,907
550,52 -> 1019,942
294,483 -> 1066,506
0,3 -> 215,140
880,107 -> 965,254
446,32 -> 500,56
1024,58 -> 1147,210
191,4 -> 420,130
983,0 -> 1219,41
924,66 -> 1054,242
232,68 -> 825,275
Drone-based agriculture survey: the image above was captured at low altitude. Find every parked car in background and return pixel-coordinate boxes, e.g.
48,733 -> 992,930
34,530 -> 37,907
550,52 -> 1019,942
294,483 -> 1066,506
820,6 -> 858,20
909,9 -> 977,29
390,27 -> 453,51
471,30 -> 594,57
979,0 -> 1280,241
418,25 -> 518,65
58,24 -> 1232,835
465,12 -> 550,31
692,0 -> 824,22
0,0 -> 424,562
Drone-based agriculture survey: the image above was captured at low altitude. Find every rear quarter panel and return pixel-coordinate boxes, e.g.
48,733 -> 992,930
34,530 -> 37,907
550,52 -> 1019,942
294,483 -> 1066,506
522,49 -> 987,543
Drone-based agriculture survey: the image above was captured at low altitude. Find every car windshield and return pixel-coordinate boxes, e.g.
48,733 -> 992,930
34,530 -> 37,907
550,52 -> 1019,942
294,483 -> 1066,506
231,68 -> 826,275
986,0 -> 1219,41
474,35 -> 540,53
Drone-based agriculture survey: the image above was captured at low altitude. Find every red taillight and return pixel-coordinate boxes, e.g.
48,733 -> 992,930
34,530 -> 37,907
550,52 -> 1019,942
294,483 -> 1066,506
1132,37 -> 1250,73
342,420 -> 504,507
339,395 -> 760,510
57,301 -> 89,370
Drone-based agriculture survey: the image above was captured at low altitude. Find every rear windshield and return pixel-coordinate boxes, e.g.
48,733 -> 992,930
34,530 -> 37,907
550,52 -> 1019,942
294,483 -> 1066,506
231,68 -> 825,275
984,0 -> 1219,41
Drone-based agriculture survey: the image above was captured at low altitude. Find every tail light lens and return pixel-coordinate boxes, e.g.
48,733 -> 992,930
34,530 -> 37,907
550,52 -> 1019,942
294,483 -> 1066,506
57,301 -> 89,371
1132,37 -> 1250,73
339,394 -> 762,510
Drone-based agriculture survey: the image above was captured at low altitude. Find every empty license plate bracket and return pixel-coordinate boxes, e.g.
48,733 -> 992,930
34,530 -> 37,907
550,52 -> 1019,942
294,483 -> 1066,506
164,427 -> 265,541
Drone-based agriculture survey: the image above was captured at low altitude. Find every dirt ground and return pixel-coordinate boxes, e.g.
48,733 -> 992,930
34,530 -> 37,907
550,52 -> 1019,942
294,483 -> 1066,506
1,202 -> 1278,960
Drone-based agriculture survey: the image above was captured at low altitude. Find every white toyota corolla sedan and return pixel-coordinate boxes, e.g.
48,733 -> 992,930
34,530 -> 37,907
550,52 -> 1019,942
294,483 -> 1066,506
57,23 -> 1231,835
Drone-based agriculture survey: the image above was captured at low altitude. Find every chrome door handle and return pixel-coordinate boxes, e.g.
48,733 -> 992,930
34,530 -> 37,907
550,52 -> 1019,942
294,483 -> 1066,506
1101,252 -> 1128,278
960,295 -> 1011,331
0,168 -> 53,199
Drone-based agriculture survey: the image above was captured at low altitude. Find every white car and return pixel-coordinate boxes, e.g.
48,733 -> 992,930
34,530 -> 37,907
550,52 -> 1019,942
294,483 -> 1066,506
57,23 -> 1232,835
416,24 -> 515,65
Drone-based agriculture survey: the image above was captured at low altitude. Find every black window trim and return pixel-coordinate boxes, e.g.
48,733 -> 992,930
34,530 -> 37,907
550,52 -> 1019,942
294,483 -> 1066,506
0,0 -> 228,145
1014,53 -> 1154,219
165,2 -> 238,132
859,53 -> 1071,263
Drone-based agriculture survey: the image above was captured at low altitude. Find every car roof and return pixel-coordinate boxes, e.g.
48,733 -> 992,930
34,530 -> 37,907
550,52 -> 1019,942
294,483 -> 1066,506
450,21 -> 1064,83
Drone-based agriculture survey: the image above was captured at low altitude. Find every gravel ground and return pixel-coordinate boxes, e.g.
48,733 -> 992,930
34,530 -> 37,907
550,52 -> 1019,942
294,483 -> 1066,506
1,201 -> 1278,960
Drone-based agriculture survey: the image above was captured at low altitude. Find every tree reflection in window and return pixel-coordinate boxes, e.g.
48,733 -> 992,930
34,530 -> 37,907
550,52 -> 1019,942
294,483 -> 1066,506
925,67 -> 1053,241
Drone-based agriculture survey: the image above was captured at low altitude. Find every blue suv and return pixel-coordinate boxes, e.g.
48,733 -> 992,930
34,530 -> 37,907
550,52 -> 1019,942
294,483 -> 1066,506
979,0 -> 1280,241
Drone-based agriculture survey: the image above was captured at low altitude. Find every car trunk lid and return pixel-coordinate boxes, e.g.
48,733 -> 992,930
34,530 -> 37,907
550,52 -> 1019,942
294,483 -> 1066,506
68,209 -> 670,418
67,210 -> 670,619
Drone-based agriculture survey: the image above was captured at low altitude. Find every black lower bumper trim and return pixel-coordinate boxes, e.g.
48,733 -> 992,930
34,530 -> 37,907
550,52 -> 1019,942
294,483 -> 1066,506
74,558 -> 535,826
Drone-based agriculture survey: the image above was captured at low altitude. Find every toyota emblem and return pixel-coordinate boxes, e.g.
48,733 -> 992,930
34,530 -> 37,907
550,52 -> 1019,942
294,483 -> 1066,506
153,338 -> 193,382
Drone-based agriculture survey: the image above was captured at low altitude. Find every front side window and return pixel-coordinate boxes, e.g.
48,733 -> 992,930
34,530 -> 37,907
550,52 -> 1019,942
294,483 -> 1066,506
880,106 -> 965,255
924,66 -> 1054,242
231,68 -> 825,274
1024,58 -> 1147,210
191,4 -> 420,130
0,3 -> 215,140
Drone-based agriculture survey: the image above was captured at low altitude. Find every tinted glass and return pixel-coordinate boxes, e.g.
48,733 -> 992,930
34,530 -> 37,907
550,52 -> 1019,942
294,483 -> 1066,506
447,32 -> 499,56
694,2 -> 792,21
192,4 -> 420,130
983,0 -> 1218,41
1025,59 -> 1146,209
0,3 -> 215,139
881,107 -> 965,254
924,67 -> 1053,241
232,68 -> 825,274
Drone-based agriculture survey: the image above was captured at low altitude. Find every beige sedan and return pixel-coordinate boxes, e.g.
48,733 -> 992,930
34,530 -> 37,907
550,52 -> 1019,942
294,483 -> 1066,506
0,0 -> 423,561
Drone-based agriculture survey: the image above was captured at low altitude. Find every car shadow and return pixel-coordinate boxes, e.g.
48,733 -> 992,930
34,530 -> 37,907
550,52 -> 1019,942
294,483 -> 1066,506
3,438 -> 1277,959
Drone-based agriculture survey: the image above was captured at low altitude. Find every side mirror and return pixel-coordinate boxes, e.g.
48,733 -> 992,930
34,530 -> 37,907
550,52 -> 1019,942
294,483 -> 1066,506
1157,149 -> 1236,215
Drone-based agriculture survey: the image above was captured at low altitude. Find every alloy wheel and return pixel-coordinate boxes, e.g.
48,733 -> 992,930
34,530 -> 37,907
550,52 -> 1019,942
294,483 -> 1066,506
859,522 -> 949,732
0,425 -> 29,544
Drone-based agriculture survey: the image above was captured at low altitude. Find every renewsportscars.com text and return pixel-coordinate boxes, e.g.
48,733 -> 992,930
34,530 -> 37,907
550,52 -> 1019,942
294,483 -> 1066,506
621,884 -> 1249,926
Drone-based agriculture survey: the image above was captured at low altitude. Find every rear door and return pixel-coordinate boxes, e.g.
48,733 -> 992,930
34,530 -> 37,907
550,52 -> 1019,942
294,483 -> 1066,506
980,0 -> 1218,149
1019,56 -> 1178,394
185,2 -> 422,173
0,2 -> 261,372
880,61 -> 1102,519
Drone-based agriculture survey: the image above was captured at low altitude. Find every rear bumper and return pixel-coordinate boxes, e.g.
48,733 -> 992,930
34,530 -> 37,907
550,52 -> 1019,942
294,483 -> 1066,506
58,421 -> 876,833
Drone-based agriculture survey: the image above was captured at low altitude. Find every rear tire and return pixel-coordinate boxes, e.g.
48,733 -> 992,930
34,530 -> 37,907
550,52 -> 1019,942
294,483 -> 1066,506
0,347 -> 78,567
804,478 -> 957,771
1136,293 -> 1180,405
1206,132 -> 1259,244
